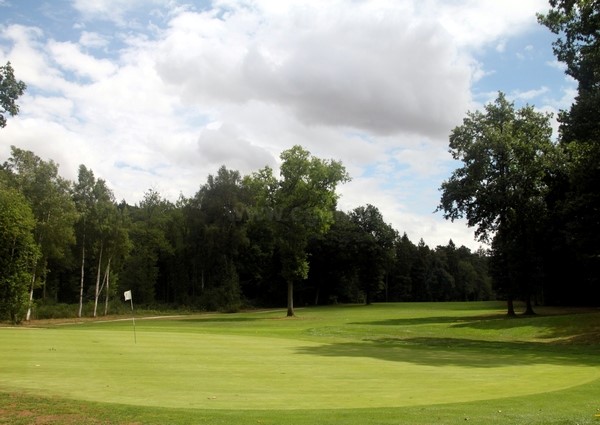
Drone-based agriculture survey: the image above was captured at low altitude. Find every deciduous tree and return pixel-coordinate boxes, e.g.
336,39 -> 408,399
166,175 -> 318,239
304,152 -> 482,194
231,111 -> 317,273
0,62 -> 26,128
438,93 -> 557,315
245,146 -> 349,316
538,1 -> 600,304
0,186 -> 39,323
3,147 -> 77,320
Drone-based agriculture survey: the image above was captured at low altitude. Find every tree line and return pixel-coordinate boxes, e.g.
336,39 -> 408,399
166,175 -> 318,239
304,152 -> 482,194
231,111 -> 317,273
1,0 -> 598,322
0,145 -> 492,323
438,1 -> 600,314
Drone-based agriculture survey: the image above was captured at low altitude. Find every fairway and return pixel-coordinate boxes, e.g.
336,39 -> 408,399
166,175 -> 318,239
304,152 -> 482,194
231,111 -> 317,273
2,302 -> 599,412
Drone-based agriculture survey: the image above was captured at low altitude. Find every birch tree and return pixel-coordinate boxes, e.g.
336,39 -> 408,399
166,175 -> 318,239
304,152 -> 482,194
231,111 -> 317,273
3,147 -> 77,320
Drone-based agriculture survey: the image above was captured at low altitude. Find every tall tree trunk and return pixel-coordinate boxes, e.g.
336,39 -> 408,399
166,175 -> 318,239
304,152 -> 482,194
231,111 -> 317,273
523,293 -> 535,315
26,230 -> 45,321
104,258 -> 111,316
25,269 -> 36,321
286,280 -> 295,317
506,297 -> 516,316
93,241 -> 103,317
78,232 -> 85,318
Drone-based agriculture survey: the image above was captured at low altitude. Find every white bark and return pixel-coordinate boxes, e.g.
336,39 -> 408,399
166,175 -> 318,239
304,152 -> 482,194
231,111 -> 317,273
104,258 -> 111,316
78,235 -> 85,318
93,242 -> 103,317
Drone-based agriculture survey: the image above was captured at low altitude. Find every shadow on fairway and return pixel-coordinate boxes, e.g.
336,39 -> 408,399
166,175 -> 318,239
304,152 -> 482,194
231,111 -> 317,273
350,314 -> 506,327
295,336 -> 600,368
352,310 -> 600,345
451,312 -> 600,345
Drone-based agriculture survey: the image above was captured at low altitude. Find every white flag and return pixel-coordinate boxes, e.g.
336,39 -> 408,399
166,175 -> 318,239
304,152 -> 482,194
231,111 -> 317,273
124,290 -> 132,301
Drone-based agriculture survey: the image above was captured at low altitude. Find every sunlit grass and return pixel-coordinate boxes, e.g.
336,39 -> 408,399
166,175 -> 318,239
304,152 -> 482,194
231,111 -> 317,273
1,302 -> 599,424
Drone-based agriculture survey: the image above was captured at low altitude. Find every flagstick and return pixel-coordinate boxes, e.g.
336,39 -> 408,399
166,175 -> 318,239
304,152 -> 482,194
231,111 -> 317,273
124,290 -> 136,344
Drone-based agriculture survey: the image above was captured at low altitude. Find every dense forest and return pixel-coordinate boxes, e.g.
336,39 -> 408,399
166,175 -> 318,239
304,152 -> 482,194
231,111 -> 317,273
0,145 -> 493,322
1,1 -> 599,323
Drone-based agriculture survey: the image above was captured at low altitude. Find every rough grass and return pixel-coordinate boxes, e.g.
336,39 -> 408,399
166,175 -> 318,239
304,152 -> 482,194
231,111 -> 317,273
1,302 -> 599,424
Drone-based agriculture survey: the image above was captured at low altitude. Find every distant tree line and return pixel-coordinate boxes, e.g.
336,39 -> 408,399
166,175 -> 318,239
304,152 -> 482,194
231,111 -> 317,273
1,1 -> 599,322
0,145 -> 492,323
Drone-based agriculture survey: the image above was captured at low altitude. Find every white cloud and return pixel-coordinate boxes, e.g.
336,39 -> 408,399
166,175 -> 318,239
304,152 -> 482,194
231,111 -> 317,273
155,3 -> 473,138
510,86 -> 549,101
79,31 -> 110,49
196,123 -> 276,173
48,40 -> 117,81
71,0 -> 171,26
0,0 -> 554,249
496,40 -> 506,53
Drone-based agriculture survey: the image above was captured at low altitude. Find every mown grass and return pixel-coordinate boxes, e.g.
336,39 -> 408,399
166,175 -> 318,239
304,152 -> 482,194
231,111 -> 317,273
1,301 -> 599,424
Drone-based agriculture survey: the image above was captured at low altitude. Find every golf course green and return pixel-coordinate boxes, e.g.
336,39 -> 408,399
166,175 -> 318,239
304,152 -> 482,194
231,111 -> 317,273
1,302 -> 599,424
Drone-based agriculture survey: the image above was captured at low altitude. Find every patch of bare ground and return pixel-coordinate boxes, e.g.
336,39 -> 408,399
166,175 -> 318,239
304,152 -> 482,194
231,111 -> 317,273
0,314 -> 188,328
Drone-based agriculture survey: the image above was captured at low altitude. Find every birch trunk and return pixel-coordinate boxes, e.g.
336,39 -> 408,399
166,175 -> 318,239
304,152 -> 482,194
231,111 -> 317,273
104,258 -> 111,316
78,231 -> 85,317
93,241 -> 103,317
25,270 -> 36,321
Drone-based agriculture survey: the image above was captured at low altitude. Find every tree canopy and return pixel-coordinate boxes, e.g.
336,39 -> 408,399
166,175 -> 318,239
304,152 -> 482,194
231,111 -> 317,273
0,62 -> 26,128
245,145 -> 350,316
438,93 -> 558,315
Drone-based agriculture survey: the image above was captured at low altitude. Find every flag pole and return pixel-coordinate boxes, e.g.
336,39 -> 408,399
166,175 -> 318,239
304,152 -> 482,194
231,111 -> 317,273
124,290 -> 136,344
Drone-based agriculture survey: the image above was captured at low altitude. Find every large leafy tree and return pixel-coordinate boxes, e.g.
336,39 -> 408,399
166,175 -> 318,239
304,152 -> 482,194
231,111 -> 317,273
0,186 -> 39,323
120,190 -> 174,304
349,204 -> 397,304
3,147 -> 77,319
538,1 -> 600,303
538,0 -> 600,144
0,62 -> 26,128
245,146 -> 349,316
188,166 -> 248,311
438,93 -> 558,315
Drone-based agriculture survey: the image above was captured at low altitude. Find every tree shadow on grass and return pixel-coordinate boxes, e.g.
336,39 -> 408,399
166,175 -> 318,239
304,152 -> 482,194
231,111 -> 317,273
295,336 -> 600,368
350,314 -> 506,327
351,308 -> 600,346
450,312 -> 600,345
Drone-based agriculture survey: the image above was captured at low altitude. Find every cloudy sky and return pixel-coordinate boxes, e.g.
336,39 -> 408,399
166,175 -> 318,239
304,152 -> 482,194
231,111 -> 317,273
0,0 -> 575,250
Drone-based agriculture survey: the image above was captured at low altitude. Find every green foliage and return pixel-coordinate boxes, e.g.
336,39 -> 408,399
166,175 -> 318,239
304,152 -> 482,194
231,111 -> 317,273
245,145 -> 350,315
349,204 -> 397,304
0,144 -> 497,318
0,187 -> 39,323
538,0 -> 600,143
538,1 -> 600,304
0,61 -> 26,128
438,93 -> 559,312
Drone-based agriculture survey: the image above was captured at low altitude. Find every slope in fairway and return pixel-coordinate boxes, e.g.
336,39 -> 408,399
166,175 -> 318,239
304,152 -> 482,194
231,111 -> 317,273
1,303 -> 598,410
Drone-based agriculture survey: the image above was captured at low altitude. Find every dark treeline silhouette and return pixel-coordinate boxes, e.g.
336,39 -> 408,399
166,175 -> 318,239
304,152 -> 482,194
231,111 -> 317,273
0,149 -> 492,318
3,1 -> 600,321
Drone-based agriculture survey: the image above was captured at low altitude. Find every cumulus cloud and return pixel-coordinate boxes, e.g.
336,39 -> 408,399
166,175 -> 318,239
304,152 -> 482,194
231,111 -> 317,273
79,31 -> 110,49
71,0 -> 171,25
48,40 -> 117,81
155,4 -> 473,138
196,123 -> 276,173
0,0 -> 558,249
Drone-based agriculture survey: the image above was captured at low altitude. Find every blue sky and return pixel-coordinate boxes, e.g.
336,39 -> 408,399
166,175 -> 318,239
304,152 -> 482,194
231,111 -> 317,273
0,0 -> 575,250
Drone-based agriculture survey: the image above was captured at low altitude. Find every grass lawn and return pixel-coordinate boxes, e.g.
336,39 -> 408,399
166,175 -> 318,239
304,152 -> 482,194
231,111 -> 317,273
1,301 -> 599,424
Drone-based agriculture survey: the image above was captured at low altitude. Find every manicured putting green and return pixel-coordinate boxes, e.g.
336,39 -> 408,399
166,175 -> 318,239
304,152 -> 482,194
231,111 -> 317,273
1,303 -> 598,411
